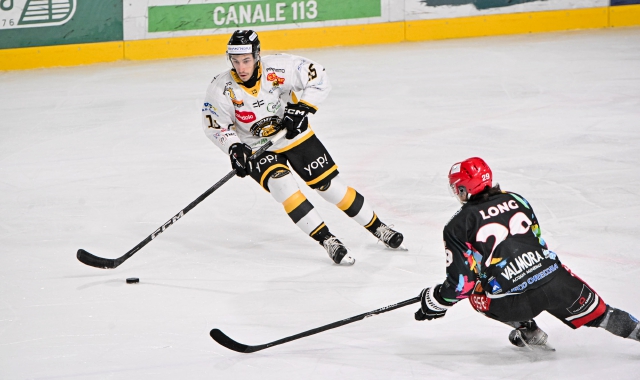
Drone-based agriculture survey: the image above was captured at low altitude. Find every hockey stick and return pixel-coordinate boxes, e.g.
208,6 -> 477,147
77,130 -> 288,269
210,296 -> 420,353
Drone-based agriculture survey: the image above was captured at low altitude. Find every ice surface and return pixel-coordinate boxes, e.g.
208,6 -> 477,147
1,27 -> 639,379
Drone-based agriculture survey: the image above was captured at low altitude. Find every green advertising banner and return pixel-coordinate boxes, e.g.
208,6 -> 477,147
0,0 -> 122,49
148,0 -> 382,32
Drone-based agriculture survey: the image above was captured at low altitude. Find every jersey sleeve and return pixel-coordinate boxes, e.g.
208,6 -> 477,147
285,54 -> 331,111
202,76 -> 242,154
439,218 -> 479,303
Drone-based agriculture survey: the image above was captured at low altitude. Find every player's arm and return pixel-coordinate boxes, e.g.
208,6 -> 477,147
440,228 -> 478,301
202,82 -> 241,153
202,81 -> 254,177
414,227 -> 476,321
281,55 -> 332,138
287,54 -> 331,109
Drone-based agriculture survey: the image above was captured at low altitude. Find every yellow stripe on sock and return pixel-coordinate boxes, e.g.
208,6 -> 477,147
336,187 -> 357,211
310,223 -> 326,237
283,190 -> 307,214
364,213 -> 378,229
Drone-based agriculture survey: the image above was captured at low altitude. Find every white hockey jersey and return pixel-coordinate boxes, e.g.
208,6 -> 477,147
202,53 -> 331,154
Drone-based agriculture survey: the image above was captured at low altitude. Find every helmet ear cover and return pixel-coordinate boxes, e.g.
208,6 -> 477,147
448,157 -> 492,198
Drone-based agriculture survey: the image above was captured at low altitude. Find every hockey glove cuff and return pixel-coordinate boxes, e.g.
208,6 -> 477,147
229,143 -> 254,178
283,102 -> 316,140
415,284 -> 454,321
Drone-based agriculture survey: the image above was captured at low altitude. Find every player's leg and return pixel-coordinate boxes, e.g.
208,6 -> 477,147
470,290 -> 551,349
585,306 -> 640,342
283,132 -> 404,249
547,265 -> 640,342
315,176 -> 404,249
249,151 -> 354,265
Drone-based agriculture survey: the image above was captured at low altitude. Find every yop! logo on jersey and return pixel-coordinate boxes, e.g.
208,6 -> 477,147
235,110 -> 256,123
303,154 -> 332,176
1,0 -> 76,29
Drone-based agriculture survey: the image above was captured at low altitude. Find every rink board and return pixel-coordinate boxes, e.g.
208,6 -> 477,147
0,3 -> 639,70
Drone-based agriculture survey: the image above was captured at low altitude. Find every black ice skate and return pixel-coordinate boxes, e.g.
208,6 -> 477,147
373,224 -> 406,250
508,320 -> 555,351
321,236 -> 355,265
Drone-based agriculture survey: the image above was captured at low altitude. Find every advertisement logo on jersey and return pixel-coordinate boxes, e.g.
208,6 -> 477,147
469,294 -> 491,312
203,102 -> 219,117
303,154 -> 332,177
567,285 -> 596,315
235,110 -> 256,123
267,100 -> 282,114
250,116 -> 282,137
266,67 -> 285,74
488,278 -> 502,294
254,153 -> 278,174
266,72 -> 285,86
500,250 -> 545,282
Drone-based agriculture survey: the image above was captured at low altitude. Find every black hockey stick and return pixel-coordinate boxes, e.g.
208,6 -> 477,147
210,296 -> 420,353
77,130 -> 288,269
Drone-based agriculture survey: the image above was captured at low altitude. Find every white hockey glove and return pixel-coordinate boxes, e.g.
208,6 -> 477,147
415,284 -> 454,321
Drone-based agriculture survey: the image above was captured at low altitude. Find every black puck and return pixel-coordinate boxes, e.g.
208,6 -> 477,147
126,277 -> 140,284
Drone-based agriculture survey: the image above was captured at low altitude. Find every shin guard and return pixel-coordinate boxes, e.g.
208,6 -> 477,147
269,172 -> 324,236
315,176 -> 375,226
597,306 -> 640,342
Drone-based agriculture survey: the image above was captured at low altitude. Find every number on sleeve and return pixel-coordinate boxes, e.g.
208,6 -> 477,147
308,63 -> 317,81
205,115 -> 219,129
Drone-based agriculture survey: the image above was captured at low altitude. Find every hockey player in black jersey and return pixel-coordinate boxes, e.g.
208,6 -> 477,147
414,157 -> 640,349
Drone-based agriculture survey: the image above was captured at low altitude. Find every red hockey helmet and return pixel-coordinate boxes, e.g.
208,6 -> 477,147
448,157 -> 492,198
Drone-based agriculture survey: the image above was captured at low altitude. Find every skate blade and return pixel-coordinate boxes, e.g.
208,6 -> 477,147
384,243 -> 408,251
338,255 -> 356,266
531,343 -> 555,352
520,340 -> 556,352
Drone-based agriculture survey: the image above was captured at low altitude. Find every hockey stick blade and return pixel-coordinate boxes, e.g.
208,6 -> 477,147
210,329 -> 260,353
77,249 -> 120,269
210,296 -> 420,353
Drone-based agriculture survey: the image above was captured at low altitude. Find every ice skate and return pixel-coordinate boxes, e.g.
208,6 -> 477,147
321,236 -> 355,265
373,224 -> 406,250
508,320 -> 555,351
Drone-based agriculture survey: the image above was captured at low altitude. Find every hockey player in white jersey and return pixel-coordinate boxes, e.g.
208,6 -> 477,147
202,30 -> 404,265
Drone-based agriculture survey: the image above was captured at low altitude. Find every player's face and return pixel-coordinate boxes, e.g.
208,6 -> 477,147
448,180 -> 467,204
230,53 -> 256,82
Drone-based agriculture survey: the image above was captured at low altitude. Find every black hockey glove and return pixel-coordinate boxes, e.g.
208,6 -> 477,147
283,102 -> 316,140
415,284 -> 454,321
229,143 -> 254,178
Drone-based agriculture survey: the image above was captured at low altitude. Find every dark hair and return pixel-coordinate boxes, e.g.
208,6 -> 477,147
468,184 -> 502,203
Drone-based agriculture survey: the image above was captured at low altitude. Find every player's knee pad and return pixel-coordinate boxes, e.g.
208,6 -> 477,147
267,170 -> 298,203
598,306 -> 640,340
315,176 -> 348,204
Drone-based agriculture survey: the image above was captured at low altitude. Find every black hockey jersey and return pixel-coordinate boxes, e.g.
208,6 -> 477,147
439,191 -> 561,303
